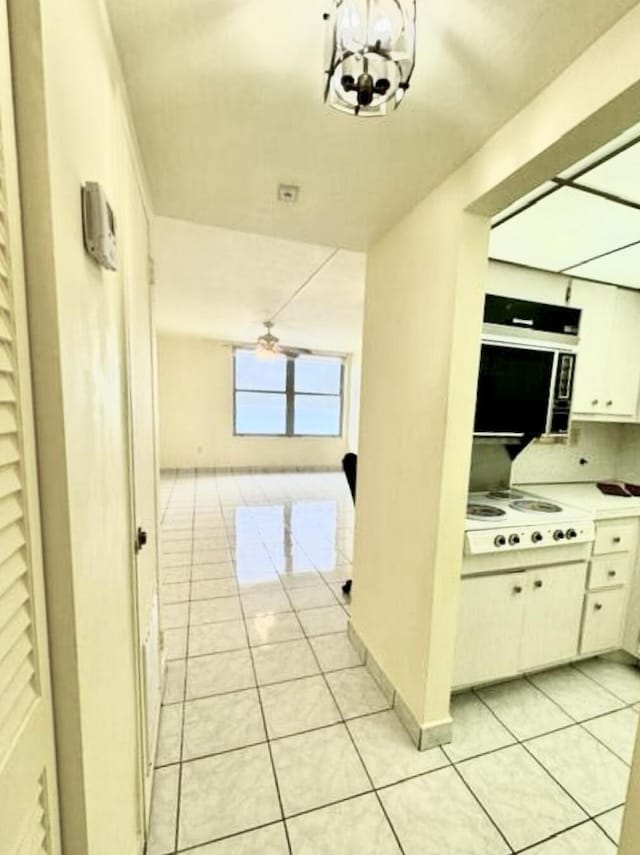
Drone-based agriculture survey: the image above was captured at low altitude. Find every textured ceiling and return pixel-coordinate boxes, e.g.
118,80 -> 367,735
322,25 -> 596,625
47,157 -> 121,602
108,0 -> 639,251
153,217 -> 366,352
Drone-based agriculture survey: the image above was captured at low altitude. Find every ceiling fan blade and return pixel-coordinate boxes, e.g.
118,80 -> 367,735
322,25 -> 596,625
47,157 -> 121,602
280,346 -> 313,358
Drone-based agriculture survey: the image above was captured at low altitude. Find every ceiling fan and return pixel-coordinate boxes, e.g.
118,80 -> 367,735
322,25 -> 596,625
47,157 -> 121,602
255,321 -> 311,360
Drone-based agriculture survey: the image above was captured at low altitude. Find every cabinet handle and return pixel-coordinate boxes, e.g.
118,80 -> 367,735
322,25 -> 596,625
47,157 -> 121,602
595,603 -> 603,611
613,537 -> 622,544
607,570 -> 617,578
534,580 -> 543,589
513,585 -> 523,594
591,399 -> 599,406
606,400 -> 613,407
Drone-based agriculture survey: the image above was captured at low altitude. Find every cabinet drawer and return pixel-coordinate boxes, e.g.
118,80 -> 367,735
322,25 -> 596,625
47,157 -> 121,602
581,589 -> 627,655
589,553 -> 632,589
593,521 -> 636,555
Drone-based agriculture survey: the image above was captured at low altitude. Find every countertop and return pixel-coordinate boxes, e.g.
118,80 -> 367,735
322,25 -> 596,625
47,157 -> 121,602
515,482 -> 640,520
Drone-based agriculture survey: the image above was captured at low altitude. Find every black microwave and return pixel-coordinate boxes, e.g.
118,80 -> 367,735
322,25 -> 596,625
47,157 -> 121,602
474,296 -> 581,438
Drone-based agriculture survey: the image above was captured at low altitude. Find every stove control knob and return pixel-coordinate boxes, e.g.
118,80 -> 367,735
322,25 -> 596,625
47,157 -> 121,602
566,528 -> 577,540
508,534 -> 520,546
553,529 -> 565,541
494,535 -> 506,547
531,531 -> 543,544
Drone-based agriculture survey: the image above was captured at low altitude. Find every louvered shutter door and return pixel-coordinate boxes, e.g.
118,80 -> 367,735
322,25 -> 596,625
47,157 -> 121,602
0,2 -> 61,853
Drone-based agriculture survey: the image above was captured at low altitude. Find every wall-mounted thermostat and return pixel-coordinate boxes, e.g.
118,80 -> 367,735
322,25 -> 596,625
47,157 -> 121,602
82,181 -> 118,271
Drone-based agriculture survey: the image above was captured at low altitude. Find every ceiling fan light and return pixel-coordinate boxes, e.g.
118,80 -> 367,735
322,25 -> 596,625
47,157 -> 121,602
325,0 -> 416,117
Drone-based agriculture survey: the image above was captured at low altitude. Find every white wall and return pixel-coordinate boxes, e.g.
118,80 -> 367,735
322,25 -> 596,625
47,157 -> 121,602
352,1 -> 640,745
158,333 -> 349,469
347,350 -> 362,452
10,1 -> 156,853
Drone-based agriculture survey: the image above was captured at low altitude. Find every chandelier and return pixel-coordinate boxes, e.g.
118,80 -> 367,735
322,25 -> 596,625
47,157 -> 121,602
324,0 -> 416,117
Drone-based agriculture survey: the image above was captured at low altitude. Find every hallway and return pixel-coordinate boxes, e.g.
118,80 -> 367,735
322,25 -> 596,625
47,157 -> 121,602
149,472 -> 637,854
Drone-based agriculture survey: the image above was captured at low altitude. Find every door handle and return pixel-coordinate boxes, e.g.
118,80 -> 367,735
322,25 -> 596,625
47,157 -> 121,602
135,526 -> 148,553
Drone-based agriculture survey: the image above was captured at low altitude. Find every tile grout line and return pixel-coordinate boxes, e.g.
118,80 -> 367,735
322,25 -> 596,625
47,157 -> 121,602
237,581 -> 294,855
284,582 -> 408,855
172,481 -> 196,854
568,657 -> 640,706
470,687 -> 622,830
519,672 -> 637,766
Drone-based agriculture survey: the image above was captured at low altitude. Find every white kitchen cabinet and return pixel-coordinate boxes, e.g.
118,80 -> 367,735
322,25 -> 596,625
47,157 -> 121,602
593,519 -> 637,555
570,280 -> 640,420
581,589 -> 627,654
604,287 -> 640,418
453,572 -> 525,688
520,563 -> 587,671
589,553 -> 632,589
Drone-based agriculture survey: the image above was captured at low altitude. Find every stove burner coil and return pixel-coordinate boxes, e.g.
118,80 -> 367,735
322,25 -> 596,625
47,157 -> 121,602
467,504 -> 506,519
486,489 -> 525,500
510,499 -> 563,513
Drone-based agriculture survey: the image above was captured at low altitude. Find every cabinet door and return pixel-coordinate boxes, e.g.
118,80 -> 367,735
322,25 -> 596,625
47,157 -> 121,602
453,573 -> 526,688
602,287 -> 640,418
570,281 -> 613,415
520,563 -> 587,671
589,553 -> 632,589
581,589 -> 627,654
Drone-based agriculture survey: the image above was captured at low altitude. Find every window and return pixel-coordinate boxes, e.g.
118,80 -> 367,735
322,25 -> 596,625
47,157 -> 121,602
234,349 -> 343,436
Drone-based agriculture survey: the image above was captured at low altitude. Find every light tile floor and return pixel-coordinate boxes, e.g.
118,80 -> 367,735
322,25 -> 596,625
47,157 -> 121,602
150,470 -> 639,854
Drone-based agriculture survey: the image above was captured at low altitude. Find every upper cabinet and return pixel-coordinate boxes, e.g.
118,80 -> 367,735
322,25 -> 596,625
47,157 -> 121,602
569,281 -> 640,420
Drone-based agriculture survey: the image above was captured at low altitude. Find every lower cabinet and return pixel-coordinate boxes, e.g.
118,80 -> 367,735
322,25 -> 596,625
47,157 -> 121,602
454,562 -> 587,689
581,588 -> 627,654
453,572 -> 526,688
520,564 -> 587,671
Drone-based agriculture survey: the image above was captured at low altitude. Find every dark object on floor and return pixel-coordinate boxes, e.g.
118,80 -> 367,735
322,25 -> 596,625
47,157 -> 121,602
341,453 -> 357,595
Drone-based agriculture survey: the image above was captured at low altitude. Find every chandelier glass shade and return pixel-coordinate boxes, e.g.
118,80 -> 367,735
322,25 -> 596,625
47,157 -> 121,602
324,0 -> 416,117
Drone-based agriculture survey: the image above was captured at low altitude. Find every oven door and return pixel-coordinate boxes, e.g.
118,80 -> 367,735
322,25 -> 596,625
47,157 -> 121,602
474,342 -> 555,437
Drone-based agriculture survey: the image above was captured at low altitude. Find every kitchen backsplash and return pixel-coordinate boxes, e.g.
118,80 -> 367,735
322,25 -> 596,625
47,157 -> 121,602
513,422 -> 623,485
616,424 -> 640,483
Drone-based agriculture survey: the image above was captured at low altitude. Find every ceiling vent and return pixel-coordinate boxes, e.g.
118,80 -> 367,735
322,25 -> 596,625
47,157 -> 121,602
278,184 -> 300,203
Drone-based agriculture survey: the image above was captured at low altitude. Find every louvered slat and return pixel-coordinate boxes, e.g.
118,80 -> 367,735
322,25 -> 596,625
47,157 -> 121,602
0,492 -> 21,531
0,550 -> 26,599
0,374 -> 15,403
0,312 -> 11,342
0,434 -> 19,465
0,522 -> 24,568
0,659 -> 36,757
0,402 -> 17,434
0,574 -> 28,631
0,632 -> 31,699
0,463 -> 21,501
0,340 -> 13,373
0,282 -> 9,313
12,780 -> 47,855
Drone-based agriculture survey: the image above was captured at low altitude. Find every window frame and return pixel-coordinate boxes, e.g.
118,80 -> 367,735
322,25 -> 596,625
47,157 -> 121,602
233,348 -> 345,438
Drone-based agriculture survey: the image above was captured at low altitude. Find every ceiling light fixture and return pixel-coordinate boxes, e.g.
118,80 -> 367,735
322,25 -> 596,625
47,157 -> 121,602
323,0 -> 416,117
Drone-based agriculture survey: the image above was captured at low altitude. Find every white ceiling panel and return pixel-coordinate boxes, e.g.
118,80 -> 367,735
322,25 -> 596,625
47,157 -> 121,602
566,242 -> 640,289
574,139 -> 640,205
489,186 -> 640,271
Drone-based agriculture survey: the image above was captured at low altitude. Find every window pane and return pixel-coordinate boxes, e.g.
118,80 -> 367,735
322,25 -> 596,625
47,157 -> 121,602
235,349 -> 286,391
294,356 -> 342,393
294,394 -> 341,436
236,392 -> 286,434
